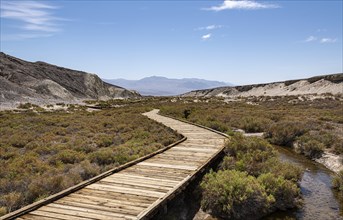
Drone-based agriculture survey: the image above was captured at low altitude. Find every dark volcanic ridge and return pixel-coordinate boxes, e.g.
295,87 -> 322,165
0,52 -> 140,107
183,73 -> 343,98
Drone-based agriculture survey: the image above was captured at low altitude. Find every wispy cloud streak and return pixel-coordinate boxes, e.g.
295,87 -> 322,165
202,33 -> 212,40
196,25 -> 223,31
305,36 -> 317,42
205,0 -> 279,11
304,36 -> 337,44
1,1 -> 62,33
320,38 -> 337,43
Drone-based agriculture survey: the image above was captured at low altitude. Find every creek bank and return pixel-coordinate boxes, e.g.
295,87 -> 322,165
239,130 -> 343,174
315,151 -> 343,173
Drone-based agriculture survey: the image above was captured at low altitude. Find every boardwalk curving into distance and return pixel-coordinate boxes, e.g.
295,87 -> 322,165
2,109 -> 227,220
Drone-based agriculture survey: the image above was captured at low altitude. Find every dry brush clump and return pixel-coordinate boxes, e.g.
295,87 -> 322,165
0,106 -> 181,215
200,134 -> 302,219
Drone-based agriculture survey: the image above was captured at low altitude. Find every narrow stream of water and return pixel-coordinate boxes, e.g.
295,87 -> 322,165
265,146 -> 343,220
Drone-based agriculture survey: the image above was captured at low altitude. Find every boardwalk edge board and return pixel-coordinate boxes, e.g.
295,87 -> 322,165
1,136 -> 187,220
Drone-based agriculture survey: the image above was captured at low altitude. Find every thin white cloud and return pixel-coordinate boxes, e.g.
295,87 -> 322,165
202,33 -> 212,40
196,25 -> 223,31
305,36 -> 317,42
205,0 -> 279,11
1,33 -> 54,41
0,1 -> 62,33
320,38 -> 337,43
302,35 -> 337,44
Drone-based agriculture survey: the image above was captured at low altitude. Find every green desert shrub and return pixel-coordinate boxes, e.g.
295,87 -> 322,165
240,116 -> 271,133
224,133 -> 276,158
258,173 -> 301,210
201,170 -> 273,220
294,136 -> 324,159
50,149 -> 85,165
265,121 -> 308,146
208,133 -> 303,218
89,148 -> 117,166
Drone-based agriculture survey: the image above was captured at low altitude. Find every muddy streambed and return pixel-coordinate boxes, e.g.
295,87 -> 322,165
264,146 -> 342,220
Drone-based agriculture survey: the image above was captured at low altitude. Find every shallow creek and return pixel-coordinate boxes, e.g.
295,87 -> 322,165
265,146 -> 343,220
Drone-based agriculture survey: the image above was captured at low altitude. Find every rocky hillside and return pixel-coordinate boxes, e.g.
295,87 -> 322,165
0,52 -> 140,105
183,74 -> 343,98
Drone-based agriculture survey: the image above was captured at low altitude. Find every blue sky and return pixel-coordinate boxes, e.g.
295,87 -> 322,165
0,0 -> 342,85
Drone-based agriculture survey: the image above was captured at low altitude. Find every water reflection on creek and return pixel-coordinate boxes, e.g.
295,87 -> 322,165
265,146 -> 343,220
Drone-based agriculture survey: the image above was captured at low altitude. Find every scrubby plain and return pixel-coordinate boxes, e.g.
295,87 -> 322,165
0,105 -> 181,215
160,95 -> 343,157
1,95 -> 342,218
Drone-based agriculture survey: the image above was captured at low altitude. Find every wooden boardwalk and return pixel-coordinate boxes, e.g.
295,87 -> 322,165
3,109 -> 226,220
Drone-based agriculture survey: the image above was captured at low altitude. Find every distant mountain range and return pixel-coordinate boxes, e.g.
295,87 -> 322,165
0,52 -> 140,105
183,73 -> 343,98
103,76 -> 232,96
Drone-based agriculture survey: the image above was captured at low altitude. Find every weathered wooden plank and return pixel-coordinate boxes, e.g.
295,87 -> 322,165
86,183 -> 165,198
49,201 -> 140,217
100,178 -> 174,190
97,181 -> 170,193
17,214 -> 59,220
125,163 -> 193,174
137,162 -> 198,171
57,196 -> 144,212
104,175 -> 177,187
107,173 -> 180,184
120,169 -> 189,180
67,193 -> 150,208
145,158 -> 202,166
172,146 -> 218,153
37,205 -> 126,220
77,188 -> 156,203
29,210 -> 92,220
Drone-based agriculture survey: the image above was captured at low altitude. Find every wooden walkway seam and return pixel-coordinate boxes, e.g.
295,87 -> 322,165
1,109 -> 228,220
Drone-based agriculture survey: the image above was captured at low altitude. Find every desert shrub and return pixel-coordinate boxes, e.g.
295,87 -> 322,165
258,173 -> 300,210
210,134 -> 303,217
50,149 -> 85,164
265,121 -> 308,146
88,148 -> 117,166
201,170 -> 273,220
332,170 -> 343,192
224,133 -> 276,158
77,160 -> 101,180
0,192 -> 23,213
262,158 -> 303,183
0,207 -> 6,216
26,174 -> 67,203
240,116 -> 271,133
294,136 -> 324,159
